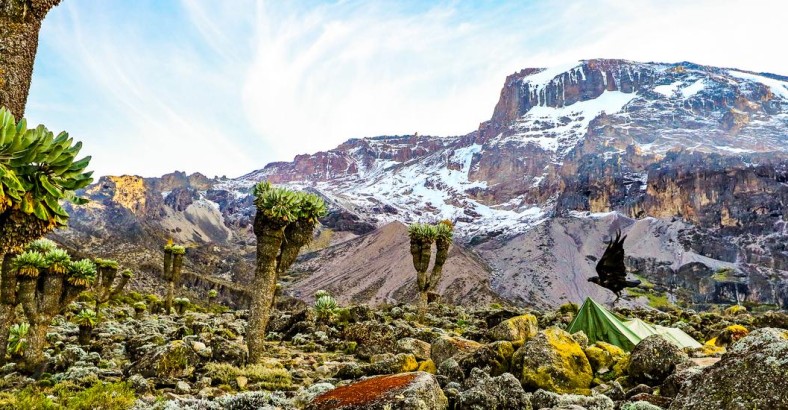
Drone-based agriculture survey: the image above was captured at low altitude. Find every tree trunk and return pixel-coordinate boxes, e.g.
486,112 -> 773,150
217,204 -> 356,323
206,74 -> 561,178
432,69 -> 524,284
166,254 -> 183,315
165,281 -> 174,315
0,252 -> 16,365
0,0 -> 62,118
417,290 -> 428,320
428,239 -> 450,292
276,220 -> 314,274
77,325 -> 91,345
247,214 -> 287,364
22,320 -> 49,375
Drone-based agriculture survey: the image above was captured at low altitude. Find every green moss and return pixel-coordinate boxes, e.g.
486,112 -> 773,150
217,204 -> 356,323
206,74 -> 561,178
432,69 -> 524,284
0,387 -> 57,410
712,267 -> 736,281
626,288 -> 671,309
204,362 -> 293,391
60,382 -> 136,410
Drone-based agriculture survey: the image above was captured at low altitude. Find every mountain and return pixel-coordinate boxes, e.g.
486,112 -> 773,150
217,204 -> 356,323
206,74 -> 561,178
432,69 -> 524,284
54,59 -> 788,309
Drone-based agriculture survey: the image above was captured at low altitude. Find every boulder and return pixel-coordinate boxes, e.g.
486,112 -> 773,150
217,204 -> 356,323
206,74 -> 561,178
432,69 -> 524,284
397,338 -> 432,361
670,328 -> 788,410
365,353 -> 419,376
456,368 -> 532,410
210,337 -> 248,367
584,342 -> 625,374
512,328 -> 593,395
431,336 -> 482,367
128,340 -> 200,380
457,341 -> 514,377
659,366 -> 702,398
627,335 -> 690,386
530,389 -> 614,410
487,314 -> 539,342
307,371 -> 447,410
621,401 -> 664,410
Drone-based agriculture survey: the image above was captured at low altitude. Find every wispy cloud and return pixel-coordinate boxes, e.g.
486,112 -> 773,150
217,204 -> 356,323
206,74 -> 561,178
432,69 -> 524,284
25,0 -> 788,177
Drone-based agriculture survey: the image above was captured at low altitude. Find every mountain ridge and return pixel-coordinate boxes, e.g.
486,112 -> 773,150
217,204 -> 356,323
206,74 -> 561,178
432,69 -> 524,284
55,58 -> 788,309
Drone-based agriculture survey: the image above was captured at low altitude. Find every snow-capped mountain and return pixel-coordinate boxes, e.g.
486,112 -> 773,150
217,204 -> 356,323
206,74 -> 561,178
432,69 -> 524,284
57,59 -> 788,309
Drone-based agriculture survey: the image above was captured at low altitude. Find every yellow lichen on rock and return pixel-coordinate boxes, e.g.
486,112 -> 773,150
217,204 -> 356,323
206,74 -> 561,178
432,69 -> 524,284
488,314 -> 539,342
417,359 -> 436,374
513,327 -> 593,395
584,341 -> 625,374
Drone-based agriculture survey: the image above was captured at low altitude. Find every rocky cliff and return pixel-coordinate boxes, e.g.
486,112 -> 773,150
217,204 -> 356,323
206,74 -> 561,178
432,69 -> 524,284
54,59 -> 788,309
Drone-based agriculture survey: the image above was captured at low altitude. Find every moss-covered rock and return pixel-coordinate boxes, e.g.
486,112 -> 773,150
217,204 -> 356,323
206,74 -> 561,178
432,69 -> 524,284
713,324 -> 749,347
431,335 -> 482,367
530,389 -> 613,410
366,353 -> 419,376
627,335 -> 690,386
457,341 -> 514,377
456,368 -> 532,410
585,342 -> 626,374
487,314 -> 538,342
512,327 -> 593,395
670,328 -> 788,410
417,359 -> 436,374
397,337 -> 431,361
128,340 -> 200,380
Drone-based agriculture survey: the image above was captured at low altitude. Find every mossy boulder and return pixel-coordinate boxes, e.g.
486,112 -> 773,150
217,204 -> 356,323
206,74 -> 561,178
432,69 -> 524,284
366,353 -> 419,376
397,338 -> 431,361
530,389 -> 614,410
457,341 -> 514,377
307,371 -> 447,410
129,340 -> 200,380
417,359 -> 436,374
670,328 -> 788,410
585,342 -> 626,374
487,314 -> 538,342
627,335 -> 690,386
511,327 -> 593,395
456,368 -> 532,410
431,335 -> 482,367
713,324 -> 749,347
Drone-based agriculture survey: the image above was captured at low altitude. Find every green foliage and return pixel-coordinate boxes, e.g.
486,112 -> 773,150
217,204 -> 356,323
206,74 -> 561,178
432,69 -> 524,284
72,309 -> 97,328
93,258 -> 118,270
13,250 -> 46,277
314,289 -> 330,299
204,362 -> 293,391
0,386 -> 57,410
119,269 -> 133,278
314,295 -> 338,313
208,289 -> 218,298
252,181 -> 327,223
408,223 -> 437,242
67,259 -> 97,287
0,108 -> 93,226
53,381 -> 136,410
434,221 -> 454,243
44,248 -> 70,274
169,245 -> 186,255
26,238 -> 57,253
132,302 -> 146,311
8,322 -> 29,356
173,297 -> 190,306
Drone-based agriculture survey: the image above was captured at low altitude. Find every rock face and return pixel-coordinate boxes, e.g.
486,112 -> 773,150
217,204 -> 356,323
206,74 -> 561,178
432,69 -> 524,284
512,328 -> 593,395
487,314 -> 539,342
306,371 -> 448,410
455,368 -> 532,410
670,328 -> 788,409
627,335 -> 691,386
56,59 -> 788,309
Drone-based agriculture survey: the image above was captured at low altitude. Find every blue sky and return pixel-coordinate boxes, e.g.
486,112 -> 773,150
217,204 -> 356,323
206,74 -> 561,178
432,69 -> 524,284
25,0 -> 787,178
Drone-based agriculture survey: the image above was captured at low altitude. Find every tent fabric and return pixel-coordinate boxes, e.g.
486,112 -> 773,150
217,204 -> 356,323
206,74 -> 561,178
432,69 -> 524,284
568,298 -> 703,351
567,298 -> 642,351
654,325 -> 703,349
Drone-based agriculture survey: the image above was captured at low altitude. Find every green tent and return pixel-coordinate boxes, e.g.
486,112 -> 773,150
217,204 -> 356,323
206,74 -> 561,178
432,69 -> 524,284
623,318 -> 702,349
567,298 -> 642,351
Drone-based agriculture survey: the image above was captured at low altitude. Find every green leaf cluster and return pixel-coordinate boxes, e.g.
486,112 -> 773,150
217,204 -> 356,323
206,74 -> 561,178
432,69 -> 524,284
93,258 -> 118,270
72,309 -> 97,328
0,108 -> 93,226
253,181 -> 327,223
8,322 -> 29,356
408,223 -> 437,242
67,259 -> 97,287
13,250 -> 46,277
26,238 -> 57,253
44,248 -> 71,274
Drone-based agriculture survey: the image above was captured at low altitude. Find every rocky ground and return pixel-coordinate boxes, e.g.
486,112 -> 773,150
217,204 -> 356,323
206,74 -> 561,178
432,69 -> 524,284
0,292 -> 786,409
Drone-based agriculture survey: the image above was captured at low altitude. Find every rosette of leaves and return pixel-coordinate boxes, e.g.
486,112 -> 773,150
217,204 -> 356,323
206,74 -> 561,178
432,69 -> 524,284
13,251 -> 46,278
25,238 -> 57,254
67,259 -> 97,287
132,302 -> 147,319
73,309 -> 97,345
314,294 -> 338,322
7,322 -> 28,357
44,248 -> 70,274
173,297 -> 190,315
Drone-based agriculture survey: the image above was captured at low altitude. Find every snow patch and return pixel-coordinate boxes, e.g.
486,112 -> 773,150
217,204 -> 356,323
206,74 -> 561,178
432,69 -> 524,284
681,79 -> 707,98
654,81 -> 682,97
522,61 -> 583,89
728,70 -> 788,100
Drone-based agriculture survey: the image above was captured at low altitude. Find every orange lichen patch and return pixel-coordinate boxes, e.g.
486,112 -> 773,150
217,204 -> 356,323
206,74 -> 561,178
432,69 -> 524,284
311,372 -> 418,408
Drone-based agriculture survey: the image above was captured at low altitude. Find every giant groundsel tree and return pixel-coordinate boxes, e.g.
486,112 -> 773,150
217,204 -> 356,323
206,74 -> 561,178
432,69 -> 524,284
247,182 -> 326,363
0,108 -> 93,367
408,220 -> 453,318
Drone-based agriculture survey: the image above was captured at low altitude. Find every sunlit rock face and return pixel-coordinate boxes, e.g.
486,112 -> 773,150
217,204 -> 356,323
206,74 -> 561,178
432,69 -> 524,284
58,59 -> 788,309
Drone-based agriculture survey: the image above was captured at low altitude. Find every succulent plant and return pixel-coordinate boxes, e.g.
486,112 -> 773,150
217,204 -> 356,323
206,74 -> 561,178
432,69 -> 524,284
25,238 -> 57,254
408,221 -> 454,320
7,322 -> 29,357
44,248 -> 70,274
13,251 -> 46,278
67,259 -> 97,287
247,182 -> 326,363
73,309 -> 97,345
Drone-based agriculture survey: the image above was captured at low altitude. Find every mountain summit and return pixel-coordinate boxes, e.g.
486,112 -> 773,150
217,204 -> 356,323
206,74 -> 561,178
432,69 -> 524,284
58,59 -> 788,308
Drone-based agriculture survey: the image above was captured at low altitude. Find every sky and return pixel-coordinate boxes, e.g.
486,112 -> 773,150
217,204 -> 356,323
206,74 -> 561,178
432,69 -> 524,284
25,0 -> 787,178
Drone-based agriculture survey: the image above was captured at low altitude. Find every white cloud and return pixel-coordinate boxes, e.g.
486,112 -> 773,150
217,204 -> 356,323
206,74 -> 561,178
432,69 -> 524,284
25,0 -> 788,177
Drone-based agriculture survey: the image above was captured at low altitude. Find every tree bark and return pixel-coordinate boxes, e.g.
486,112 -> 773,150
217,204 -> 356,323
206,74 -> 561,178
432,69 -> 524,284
0,252 -> 16,365
247,214 -> 287,364
417,290 -> 428,320
22,320 -> 48,374
165,253 -> 183,315
77,325 -> 91,346
428,239 -> 450,291
0,0 -> 63,118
